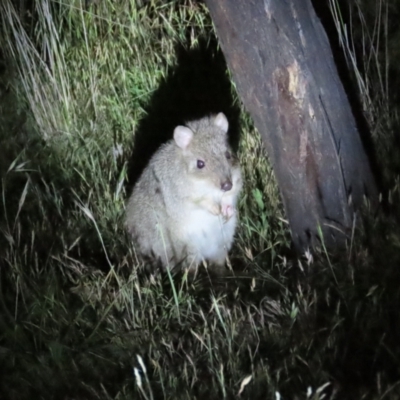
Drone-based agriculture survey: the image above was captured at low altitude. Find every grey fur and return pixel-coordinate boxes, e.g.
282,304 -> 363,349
125,112 -> 242,270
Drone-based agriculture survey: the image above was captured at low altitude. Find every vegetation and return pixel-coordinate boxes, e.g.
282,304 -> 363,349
0,0 -> 399,398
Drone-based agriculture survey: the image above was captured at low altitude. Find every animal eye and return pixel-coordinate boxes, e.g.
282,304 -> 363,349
197,160 -> 205,169
225,151 -> 231,160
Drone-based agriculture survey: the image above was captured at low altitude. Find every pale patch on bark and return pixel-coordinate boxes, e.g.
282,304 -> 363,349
299,128 -> 308,163
287,60 -> 305,102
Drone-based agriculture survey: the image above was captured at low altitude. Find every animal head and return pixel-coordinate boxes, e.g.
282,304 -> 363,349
173,113 -> 235,193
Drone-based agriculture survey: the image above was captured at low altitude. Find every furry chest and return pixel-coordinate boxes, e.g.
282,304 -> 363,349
180,208 -> 236,261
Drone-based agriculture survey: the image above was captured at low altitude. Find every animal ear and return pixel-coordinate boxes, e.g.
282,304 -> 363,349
214,112 -> 229,133
173,126 -> 194,149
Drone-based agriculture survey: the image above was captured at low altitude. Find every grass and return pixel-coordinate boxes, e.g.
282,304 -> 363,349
1,0 -> 400,399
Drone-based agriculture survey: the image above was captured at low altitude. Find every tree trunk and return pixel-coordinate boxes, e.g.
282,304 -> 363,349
205,0 -> 378,250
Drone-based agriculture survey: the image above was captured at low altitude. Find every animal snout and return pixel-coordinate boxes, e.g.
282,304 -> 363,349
221,180 -> 232,192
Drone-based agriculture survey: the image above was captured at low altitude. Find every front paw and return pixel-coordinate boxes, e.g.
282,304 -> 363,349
221,203 -> 235,220
194,198 -> 221,215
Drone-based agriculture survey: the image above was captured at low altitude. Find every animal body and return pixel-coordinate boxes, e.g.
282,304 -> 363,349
125,112 -> 242,270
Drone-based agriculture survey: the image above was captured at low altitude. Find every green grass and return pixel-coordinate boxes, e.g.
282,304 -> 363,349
1,0 -> 400,399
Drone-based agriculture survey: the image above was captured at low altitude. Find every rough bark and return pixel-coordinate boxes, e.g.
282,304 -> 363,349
205,0 -> 378,250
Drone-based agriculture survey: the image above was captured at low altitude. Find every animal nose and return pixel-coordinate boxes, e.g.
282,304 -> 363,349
221,180 -> 232,192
